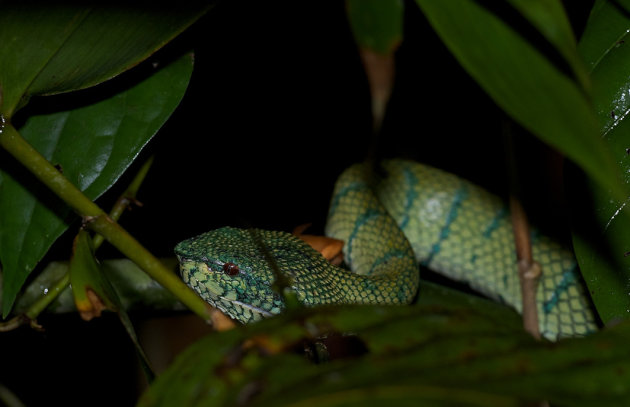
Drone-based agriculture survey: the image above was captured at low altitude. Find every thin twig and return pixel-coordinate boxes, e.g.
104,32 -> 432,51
24,273 -> 70,321
0,383 -> 26,407
0,315 -> 28,332
1,156 -> 156,331
93,155 -> 154,249
504,123 -> 548,407
510,196 -> 542,340
503,121 -> 542,340
1,158 -> 155,330
0,119 -> 213,323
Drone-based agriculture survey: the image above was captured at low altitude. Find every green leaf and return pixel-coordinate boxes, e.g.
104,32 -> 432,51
0,53 -> 194,316
8,258 -> 182,315
138,281 -> 527,407
70,230 -> 117,318
568,0 -> 630,323
578,0 -> 630,72
70,229 -> 154,381
414,0 -> 621,196
138,284 -> 630,407
0,3 -> 209,117
507,0 -> 589,88
579,0 -> 630,139
571,230 -> 630,324
346,0 -> 404,54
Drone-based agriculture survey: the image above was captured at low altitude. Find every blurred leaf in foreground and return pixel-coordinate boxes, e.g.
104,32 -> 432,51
138,288 -> 630,406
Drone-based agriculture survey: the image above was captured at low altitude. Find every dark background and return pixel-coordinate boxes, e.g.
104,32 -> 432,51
3,1 -> 594,405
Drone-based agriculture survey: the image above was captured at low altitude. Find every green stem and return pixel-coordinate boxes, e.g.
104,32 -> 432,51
93,155 -> 154,249
0,120 -> 212,322
0,383 -> 25,407
87,215 -> 212,319
0,121 -> 102,217
24,273 -> 70,320
5,156 -> 155,328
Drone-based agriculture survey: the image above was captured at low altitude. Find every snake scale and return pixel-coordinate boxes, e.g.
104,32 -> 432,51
175,159 -> 598,340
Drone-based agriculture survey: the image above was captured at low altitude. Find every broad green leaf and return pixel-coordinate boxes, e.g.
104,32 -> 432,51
0,54 -> 193,316
138,281 -> 528,407
507,0 -> 589,88
346,0 -> 403,54
138,282 -> 630,407
578,0 -> 630,71
7,258 -> 182,315
579,0 -> 630,139
414,0 -> 620,197
0,3 -> 209,117
567,0 -> 630,323
70,229 -> 154,381
571,229 -> 630,325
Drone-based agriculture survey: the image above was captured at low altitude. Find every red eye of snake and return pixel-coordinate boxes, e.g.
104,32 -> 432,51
222,262 -> 240,276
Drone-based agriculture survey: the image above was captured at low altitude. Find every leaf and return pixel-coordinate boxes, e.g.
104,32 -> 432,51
138,283 -> 526,407
346,0 -> 402,130
11,261 -> 75,314
0,3 -> 209,117
70,229 -> 155,381
566,0 -> 630,323
578,1 -> 630,72
70,230 -> 117,319
7,258 -> 183,315
0,53 -> 194,316
579,0 -> 630,140
506,0 -> 589,88
137,282 -> 630,407
414,0 -> 621,197
346,0 -> 404,55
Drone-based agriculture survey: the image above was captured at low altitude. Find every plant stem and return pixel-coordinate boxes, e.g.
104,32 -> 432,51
0,120 -> 102,217
509,196 -> 542,340
1,156 -> 155,329
0,383 -> 25,407
93,155 -> 154,249
503,121 -> 542,340
0,120 -> 213,322
87,215 -> 212,319
24,273 -> 70,320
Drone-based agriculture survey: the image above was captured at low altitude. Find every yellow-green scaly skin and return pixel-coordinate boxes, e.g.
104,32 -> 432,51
330,160 -> 597,339
176,159 -> 598,340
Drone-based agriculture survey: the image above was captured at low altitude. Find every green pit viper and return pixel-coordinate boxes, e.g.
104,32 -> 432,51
175,159 -> 598,340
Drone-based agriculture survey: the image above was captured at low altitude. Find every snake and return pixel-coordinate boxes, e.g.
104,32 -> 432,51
175,159 -> 598,340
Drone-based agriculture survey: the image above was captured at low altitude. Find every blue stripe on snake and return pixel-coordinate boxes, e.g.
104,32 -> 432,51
175,159 -> 598,340
421,183 -> 469,267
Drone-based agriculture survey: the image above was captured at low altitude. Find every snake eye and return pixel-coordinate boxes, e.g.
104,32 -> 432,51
222,262 -> 240,276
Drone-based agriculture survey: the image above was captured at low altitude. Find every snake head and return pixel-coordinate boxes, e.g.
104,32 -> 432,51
175,227 -> 300,323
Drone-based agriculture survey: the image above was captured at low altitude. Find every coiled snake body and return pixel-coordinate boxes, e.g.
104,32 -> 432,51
176,160 -> 598,340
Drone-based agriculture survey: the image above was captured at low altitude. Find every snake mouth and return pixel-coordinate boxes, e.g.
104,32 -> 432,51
218,296 -> 274,318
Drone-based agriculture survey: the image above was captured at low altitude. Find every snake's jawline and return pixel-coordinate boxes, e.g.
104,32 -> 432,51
227,298 -> 274,317
199,287 -> 275,322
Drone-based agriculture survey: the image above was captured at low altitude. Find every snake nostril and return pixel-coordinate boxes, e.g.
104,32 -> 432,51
223,262 -> 240,276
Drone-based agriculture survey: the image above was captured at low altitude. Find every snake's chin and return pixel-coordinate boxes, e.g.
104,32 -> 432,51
228,298 -> 274,317
211,296 -> 275,323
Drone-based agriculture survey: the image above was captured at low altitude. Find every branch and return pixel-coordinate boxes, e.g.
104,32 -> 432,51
1,155 -> 155,331
0,119 -> 213,322
360,48 -> 395,133
510,196 -> 542,340
92,155 -> 154,249
503,121 -> 542,340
